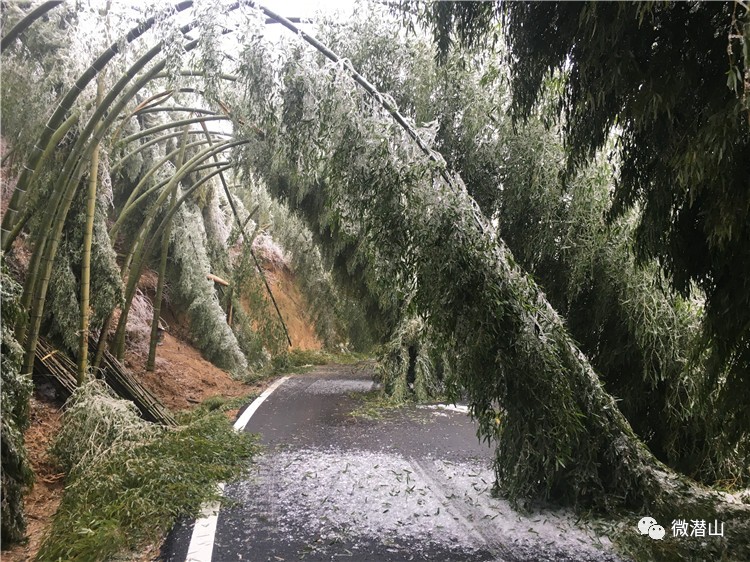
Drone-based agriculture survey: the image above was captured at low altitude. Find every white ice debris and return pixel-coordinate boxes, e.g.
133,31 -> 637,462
419,404 -> 470,414
304,379 -> 376,395
233,448 -> 618,559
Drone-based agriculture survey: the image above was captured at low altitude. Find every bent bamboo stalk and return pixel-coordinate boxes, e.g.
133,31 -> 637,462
0,1 -> 195,250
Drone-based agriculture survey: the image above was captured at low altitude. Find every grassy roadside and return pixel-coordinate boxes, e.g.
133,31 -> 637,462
35,382 -> 258,562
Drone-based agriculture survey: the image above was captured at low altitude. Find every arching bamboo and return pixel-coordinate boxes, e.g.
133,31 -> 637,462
116,159 -> 231,241
17,38 -> 175,355
110,140 -> 246,359
0,1 -> 64,51
18,32 -> 210,376
135,164 -> 237,266
111,159 -> 238,360
117,114 -> 229,146
112,129 -> 230,174
197,119 -> 292,347
116,140 -> 236,282
109,137 -> 216,240
0,110 -> 80,253
0,1 -> 195,250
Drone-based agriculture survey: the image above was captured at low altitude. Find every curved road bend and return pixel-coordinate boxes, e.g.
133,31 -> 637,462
161,363 -> 626,562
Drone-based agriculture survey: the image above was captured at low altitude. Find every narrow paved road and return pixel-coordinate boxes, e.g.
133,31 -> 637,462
161,364 -> 625,562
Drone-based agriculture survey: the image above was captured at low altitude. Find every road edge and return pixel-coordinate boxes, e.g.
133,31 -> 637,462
185,376 -> 290,562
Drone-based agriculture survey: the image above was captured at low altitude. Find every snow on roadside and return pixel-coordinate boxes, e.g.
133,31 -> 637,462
419,403 -> 470,414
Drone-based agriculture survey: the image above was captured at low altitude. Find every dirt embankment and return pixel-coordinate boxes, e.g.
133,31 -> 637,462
3,331 -> 260,562
124,331 -> 254,412
3,398 -> 64,562
263,266 -> 322,351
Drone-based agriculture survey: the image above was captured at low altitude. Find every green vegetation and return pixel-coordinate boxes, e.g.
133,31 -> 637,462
189,392 -> 258,416
37,382 -> 257,561
337,10 -> 747,486
168,203 -> 248,373
268,348 -> 370,376
320,2 -> 749,490
1,263 -> 33,547
349,390 -> 407,420
1,2 -> 749,560
231,14 -> 748,546
410,0 -> 750,485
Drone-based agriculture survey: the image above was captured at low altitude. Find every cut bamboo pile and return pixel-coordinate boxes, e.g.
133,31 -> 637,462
34,337 -> 177,426
94,342 -> 177,426
35,338 -> 78,395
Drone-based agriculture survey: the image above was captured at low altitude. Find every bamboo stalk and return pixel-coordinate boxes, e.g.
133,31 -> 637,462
132,106 -> 217,117
145,201 -> 173,371
197,118 -> 292,347
77,75 -> 105,384
226,285 -> 234,326
20,35 -> 207,376
109,137 -> 215,239
111,142 -> 243,359
147,126 -> 188,371
92,314 -> 113,372
117,115 -> 229,146
0,1 -> 195,251
109,89 -> 174,144
1,111 -> 80,253
111,163 -> 235,362
0,1 -> 64,50
112,129 -> 230,174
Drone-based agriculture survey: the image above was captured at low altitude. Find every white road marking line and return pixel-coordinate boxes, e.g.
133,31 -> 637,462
185,376 -> 289,561
185,484 -> 224,562
233,376 -> 290,431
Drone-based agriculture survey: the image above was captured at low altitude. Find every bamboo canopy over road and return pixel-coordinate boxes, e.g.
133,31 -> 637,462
2,6 -> 748,555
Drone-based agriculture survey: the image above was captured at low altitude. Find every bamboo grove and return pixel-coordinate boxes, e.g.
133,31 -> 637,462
1,1 -> 749,557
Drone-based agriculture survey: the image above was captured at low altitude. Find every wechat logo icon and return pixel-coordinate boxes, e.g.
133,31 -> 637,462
638,516 -> 665,540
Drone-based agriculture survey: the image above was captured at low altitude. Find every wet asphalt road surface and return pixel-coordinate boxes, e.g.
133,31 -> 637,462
161,364 -> 626,562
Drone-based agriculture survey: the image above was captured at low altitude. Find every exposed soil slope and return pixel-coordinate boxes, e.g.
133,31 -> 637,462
264,266 -> 322,351
124,332 -> 253,412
